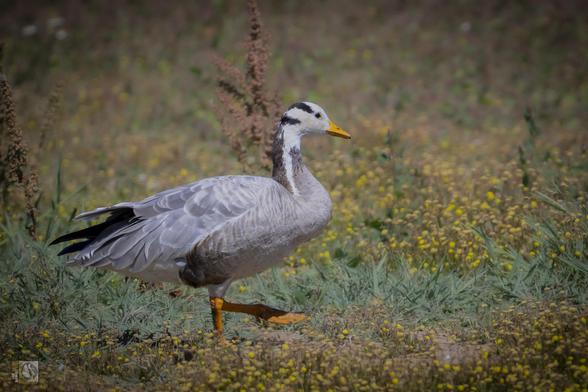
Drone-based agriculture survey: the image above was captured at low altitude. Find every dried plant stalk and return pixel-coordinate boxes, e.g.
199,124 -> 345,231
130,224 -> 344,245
24,169 -> 39,237
1,77 -> 29,187
0,43 -> 6,187
39,82 -> 63,150
214,0 -> 281,171
0,44 -> 40,238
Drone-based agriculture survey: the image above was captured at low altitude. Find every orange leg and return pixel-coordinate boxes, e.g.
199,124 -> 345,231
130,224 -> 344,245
208,296 -> 307,334
209,297 -> 225,335
221,300 -> 307,324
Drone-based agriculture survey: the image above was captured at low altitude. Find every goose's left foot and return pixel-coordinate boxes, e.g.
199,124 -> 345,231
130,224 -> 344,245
209,297 -> 306,333
222,299 -> 307,324
258,309 -> 307,324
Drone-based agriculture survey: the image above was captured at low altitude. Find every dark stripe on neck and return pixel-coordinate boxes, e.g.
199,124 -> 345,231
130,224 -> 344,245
289,146 -> 303,170
281,116 -> 301,126
289,102 -> 313,113
271,127 -> 303,193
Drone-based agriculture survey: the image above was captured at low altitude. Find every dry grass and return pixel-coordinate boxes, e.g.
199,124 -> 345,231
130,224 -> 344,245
1,301 -> 586,390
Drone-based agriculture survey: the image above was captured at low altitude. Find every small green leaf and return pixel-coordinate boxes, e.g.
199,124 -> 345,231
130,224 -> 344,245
347,256 -> 362,268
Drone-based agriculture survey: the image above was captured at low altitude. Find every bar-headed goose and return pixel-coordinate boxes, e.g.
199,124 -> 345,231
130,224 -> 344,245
51,101 -> 351,334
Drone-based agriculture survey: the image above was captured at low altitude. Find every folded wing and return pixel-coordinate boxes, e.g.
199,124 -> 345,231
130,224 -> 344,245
53,175 -> 280,275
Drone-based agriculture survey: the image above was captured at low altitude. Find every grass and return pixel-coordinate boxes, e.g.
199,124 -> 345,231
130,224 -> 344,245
1,0 -> 588,390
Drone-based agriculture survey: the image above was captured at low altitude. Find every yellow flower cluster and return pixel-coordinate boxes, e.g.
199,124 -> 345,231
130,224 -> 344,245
295,124 -> 588,274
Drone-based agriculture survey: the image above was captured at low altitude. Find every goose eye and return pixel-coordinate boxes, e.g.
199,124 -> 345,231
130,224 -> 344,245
315,113 -> 321,119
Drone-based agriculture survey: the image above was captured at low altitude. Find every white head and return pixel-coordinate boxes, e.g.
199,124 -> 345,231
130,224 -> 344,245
272,102 -> 350,195
279,102 -> 351,139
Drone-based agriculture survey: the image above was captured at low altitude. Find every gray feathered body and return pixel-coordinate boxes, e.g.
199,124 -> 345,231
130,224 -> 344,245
51,101 -> 340,296
60,166 -> 331,287
181,167 -> 331,287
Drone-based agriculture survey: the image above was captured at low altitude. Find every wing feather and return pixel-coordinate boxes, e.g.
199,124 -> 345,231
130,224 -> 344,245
69,176 -> 286,276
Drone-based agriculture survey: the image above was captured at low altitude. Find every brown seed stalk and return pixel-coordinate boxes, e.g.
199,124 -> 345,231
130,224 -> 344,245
39,82 -> 63,150
214,0 -> 281,172
0,43 -> 40,238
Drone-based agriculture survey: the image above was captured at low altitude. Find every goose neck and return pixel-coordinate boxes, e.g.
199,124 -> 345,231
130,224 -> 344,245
271,125 -> 304,195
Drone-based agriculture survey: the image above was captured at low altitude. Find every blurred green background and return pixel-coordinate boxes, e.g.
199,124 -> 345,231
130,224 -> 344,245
1,1 -> 587,390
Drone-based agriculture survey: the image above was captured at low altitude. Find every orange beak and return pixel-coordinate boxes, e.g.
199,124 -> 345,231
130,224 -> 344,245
326,121 -> 351,139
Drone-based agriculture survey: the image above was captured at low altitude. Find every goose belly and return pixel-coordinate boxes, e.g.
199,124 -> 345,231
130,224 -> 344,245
96,257 -> 185,284
198,225 -> 306,280
227,242 -> 296,279
191,208 -> 328,281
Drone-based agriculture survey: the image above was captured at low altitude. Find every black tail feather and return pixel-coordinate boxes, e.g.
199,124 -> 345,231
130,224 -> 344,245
50,219 -> 115,245
58,240 -> 93,256
50,208 -> 135,255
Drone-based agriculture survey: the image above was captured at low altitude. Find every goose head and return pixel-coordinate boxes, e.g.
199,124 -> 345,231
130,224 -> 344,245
279,102 -> 351,139
272,102 -> 350,195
